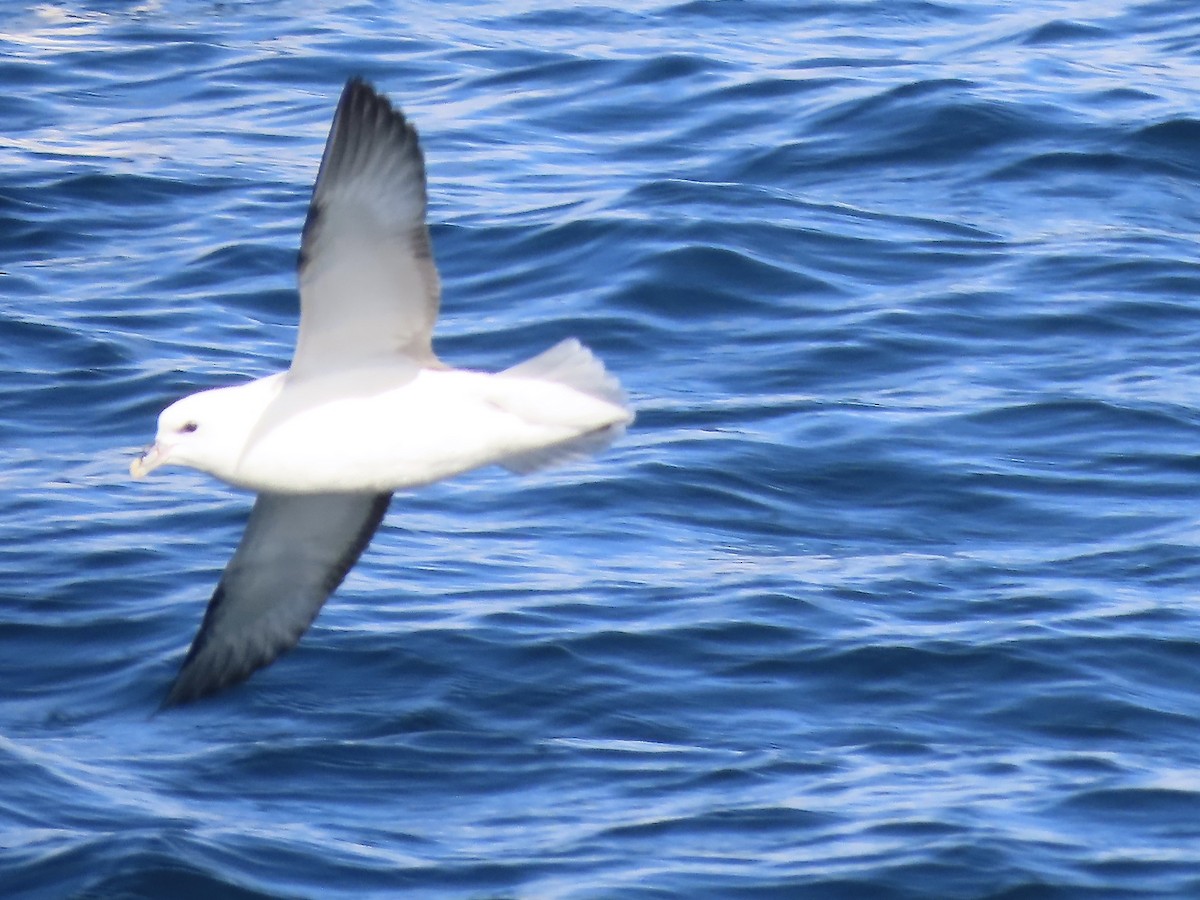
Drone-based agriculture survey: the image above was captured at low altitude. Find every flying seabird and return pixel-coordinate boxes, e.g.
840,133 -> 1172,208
131,78 -> 633,707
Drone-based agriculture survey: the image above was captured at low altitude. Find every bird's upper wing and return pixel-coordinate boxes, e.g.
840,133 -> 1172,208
291,78 -> 440,377
162,491 -> 392,707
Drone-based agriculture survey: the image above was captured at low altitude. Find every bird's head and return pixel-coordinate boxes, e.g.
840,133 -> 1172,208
131,378 -> 280,481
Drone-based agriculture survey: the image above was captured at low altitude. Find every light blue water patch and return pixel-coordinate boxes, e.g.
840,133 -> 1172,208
3,1 -> 1200,897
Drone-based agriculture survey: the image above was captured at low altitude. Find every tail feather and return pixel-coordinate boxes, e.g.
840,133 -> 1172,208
498,338 -> 632,475
500,421 -> 628,475
501,338 -> 627,408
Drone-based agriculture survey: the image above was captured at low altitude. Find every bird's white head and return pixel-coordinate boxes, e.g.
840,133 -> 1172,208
130,377 -> 281,482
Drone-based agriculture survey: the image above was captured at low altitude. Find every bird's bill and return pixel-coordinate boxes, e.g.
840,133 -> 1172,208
130,442 -> 168,479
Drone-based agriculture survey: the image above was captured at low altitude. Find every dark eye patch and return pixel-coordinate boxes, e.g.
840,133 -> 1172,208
181,422 -> 199,434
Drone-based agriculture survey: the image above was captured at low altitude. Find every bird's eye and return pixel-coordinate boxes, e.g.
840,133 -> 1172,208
181,422 -> 198,434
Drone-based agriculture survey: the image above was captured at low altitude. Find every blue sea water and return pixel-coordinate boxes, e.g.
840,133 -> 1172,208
4,0 -> 1200,896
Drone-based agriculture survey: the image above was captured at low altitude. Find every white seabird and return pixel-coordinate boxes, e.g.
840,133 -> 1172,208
132,78 -> 633,707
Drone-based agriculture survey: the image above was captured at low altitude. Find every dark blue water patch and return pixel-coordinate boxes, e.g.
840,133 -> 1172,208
593,803 -> 832,858
991,683 -> 1200,746
540,59 -> 733,138
218,49 -> 431,97
0,191 -> 95,262
799,80 -> 1058,172
0,47 -> 74,93
491,4 -> 667,32
1038,753 -> 1128,778
1144,13 -> 1200,55
4,838 -> 124,900
0,173 -> 249,273
778,328 -> 955,393
827,76 -> 977,120
1021,20 -> 1114,46
1017,259 -> 1200,308
958,399 -> 1200,452
615,51 -> 730,88
619,235 -> 834,324
439,216 -> 660,304
0,90 -> 63,136
467,50 -> 612,93
1080,870 -> 1200,900
0,188 -> 47,225
76,860 -> 278,900
3,369 -> 153,440
1088,86 -> 1164,108
1056,784 -> 1200,834
52,171 -> 225,207
849,854 -> 1052,900
791,55 -> 923,75
627,243 -> 829,320
812,640 -> 1075,715
706,73 -> 849,106
667,0 -> 971,29
753,880 -> 950,900
216,286 -> 301,326
628,454 -> 814,542
0,314 -> 127,371
987,148 -> 1196,184
1123,118 -> 1200,179
154,243 -> 298,293
59,37 -> 227,79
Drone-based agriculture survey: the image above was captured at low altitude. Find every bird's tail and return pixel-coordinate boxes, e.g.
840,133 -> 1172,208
498,338 -> 633,474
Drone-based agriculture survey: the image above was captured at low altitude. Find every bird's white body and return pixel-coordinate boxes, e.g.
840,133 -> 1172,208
165,346 -> 630,494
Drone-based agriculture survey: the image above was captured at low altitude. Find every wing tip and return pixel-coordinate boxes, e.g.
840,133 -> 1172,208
158,622 -> 299,710
332,74 -> 419,156
158,647 -> 248,710
300,75 -> 429,280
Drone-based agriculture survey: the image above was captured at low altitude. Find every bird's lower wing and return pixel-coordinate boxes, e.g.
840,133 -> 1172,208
162,491 -> 392,708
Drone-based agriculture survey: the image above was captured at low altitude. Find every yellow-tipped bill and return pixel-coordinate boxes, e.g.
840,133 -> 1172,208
130,443 -> 166,479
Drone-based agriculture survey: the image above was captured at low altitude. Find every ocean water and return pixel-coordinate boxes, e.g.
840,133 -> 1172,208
4,1 -> 1200,897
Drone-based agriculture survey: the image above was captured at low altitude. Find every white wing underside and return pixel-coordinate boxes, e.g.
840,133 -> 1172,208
293,78 -> 440,377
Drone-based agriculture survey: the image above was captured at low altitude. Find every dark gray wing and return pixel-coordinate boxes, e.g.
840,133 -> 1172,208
162,491 -> 392,708
292,77 -> 440,377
